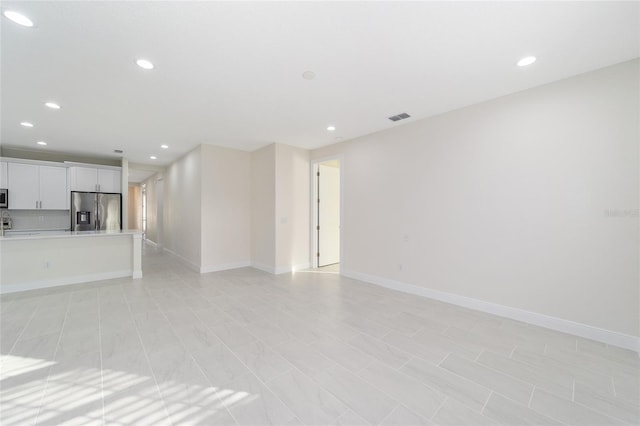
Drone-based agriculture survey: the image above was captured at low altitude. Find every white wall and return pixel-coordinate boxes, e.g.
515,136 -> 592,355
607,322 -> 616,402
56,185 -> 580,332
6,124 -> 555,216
142,142 -> 309,274
145,144 -> 252,272
251,144 -> 276,271
144,175 -> 159,244
162,146 -> 202,268
200,144 -> 251,271
312,59 -> 639,338
275,144 -> 310,272
249,143 -> 311,273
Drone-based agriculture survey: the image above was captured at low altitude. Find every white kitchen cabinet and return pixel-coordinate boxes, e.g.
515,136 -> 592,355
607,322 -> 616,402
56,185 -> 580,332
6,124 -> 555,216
39,166 -> 69,209
7,163 -> 38,209
97,169 -> 122,193
1,161 -> 7,188
70,167 -> 98,192
69,166 -> 121,193
7,163 -> 68,210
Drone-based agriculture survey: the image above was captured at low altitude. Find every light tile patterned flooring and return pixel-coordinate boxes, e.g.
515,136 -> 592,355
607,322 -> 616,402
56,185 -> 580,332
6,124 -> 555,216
1,247 -> 638,425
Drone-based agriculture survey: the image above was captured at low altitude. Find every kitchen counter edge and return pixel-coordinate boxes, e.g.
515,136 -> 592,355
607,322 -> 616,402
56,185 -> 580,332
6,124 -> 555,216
0,230 -> 142,241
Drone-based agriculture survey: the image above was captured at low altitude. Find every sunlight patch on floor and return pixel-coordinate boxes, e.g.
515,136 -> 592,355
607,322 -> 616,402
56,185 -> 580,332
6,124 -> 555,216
0,356 -> 256,426
0,355 -> 56,378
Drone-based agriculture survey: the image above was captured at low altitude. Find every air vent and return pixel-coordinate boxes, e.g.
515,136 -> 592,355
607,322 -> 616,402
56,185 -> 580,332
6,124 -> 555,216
114,149 -> 123,154
388,112 -> 411,122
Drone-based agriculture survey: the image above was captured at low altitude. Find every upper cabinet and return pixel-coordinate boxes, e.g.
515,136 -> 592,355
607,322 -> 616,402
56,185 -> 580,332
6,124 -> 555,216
1,161 -> 7,188
69,167 -> 98,192
7,163 -> 68,210
69,166 -> 121,193
98,169 -> 122,193
2,160 -> 122,210
39,166 -> 69,209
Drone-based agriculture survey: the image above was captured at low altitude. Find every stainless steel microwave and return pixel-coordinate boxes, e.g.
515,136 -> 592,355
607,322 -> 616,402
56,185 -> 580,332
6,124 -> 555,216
0,189 -> 7,208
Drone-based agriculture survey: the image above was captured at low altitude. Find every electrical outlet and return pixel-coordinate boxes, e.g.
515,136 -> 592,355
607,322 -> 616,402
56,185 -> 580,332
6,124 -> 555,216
44,261 -> 50,269
398,263 -> 403,271
403,234 -> 409,242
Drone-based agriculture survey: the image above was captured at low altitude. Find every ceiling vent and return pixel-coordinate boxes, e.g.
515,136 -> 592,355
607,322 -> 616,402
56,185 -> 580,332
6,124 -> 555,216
388,112 -> 411,122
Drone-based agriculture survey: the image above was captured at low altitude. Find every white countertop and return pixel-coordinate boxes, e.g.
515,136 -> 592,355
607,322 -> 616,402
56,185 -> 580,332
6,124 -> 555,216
0,229 -> 142,241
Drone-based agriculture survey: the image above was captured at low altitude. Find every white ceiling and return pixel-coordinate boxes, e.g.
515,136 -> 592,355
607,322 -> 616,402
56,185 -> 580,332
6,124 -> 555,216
2,1 -> 638,167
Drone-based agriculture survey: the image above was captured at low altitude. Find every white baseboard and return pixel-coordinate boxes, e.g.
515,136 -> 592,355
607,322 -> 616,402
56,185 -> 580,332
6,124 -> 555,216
163,248 -> 200,273
275,262 -> 311,275
292,262 -> 311,272
251,262 -> 276,274
163,249 -> 252,274
341,269 -> 640,353
144,239 -> 158,248
201,261 -> 251,273
0,270 -> 133,294
274,266 -> 290,275
251,262 -> 311,275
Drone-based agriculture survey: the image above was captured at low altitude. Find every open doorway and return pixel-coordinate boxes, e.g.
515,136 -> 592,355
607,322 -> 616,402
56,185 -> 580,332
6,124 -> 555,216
313,159 -> 341,269
128,183 -> 143,235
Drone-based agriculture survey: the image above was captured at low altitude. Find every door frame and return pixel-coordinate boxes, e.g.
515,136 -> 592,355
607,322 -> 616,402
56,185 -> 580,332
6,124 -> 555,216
310,155 -> 344,268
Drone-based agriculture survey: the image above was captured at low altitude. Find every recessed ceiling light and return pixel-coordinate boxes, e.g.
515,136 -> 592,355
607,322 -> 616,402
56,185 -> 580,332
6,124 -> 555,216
20,121 -> 34,127
136,59 -> 154,70
45,102 -> 61,109
3,10 -> 34,27
150,155 -> 157,160
37,141 -> 47,146
160,144 -> 169,149
517,56 -> 536,67
302,71 -> 316,80
327,126 -> 336,131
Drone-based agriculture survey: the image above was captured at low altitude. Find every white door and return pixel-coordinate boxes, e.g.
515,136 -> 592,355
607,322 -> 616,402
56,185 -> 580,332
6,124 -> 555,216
7,163 -> 39,209
39,166 -> 68,210
318,163 -> 340,266
98,169 -> 121,193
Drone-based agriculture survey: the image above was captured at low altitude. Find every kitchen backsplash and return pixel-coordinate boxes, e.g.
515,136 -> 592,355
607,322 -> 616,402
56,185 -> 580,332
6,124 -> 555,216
5,210 -> 70,230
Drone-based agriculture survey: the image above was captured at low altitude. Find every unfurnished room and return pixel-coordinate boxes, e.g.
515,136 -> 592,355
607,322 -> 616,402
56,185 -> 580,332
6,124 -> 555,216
0,1 -> 638,425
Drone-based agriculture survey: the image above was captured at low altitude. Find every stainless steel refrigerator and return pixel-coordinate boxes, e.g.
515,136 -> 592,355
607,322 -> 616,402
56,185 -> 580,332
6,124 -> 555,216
71,191 -> 122,231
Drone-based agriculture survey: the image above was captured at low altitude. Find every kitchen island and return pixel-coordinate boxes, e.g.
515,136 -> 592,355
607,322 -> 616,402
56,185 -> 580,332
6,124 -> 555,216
0,230 -> 142,294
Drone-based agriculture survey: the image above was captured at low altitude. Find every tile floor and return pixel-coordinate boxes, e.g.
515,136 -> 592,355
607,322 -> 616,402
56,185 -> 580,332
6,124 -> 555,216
1,247 -> 638,425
